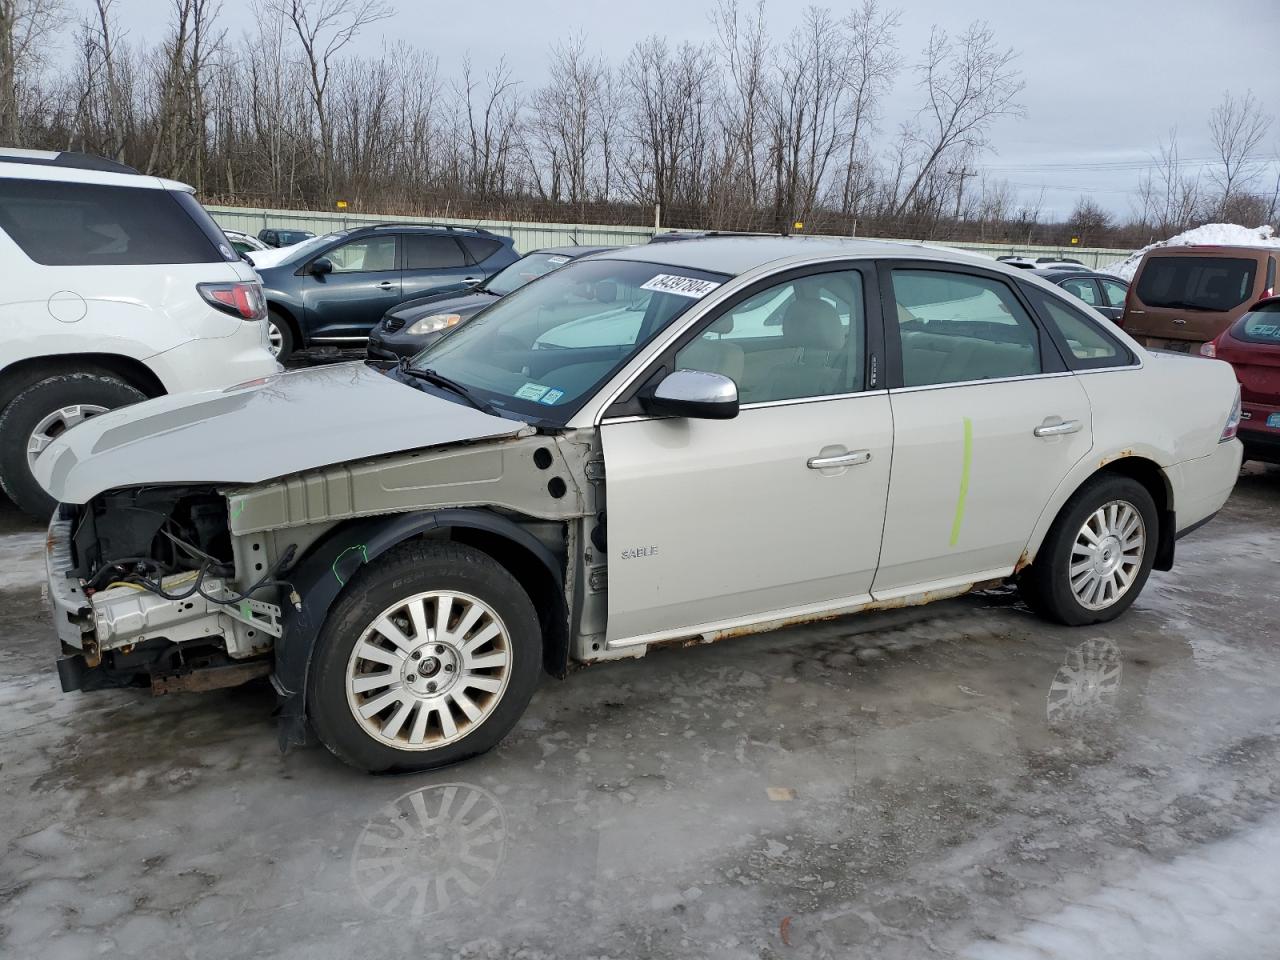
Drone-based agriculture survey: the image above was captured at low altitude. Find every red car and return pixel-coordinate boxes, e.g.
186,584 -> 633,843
1203,296 -> 1280,463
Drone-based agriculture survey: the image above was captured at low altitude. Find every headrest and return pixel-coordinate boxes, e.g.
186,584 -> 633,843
594,280 -> 617,303
782,297 -> 842,350
707,312 -> 734,335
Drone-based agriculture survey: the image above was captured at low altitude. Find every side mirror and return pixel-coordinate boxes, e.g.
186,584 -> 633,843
310,257 -> 333,276
643,369 -> 739,420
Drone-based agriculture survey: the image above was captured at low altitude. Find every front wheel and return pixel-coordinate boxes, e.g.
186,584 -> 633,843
1018,475 -> 1158,626
307,541 -> 542,773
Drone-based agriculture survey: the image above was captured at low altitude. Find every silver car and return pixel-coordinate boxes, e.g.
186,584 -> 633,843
37,237 -> 1243,773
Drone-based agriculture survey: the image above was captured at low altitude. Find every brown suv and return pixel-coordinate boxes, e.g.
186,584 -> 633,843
1122,245 -> 1278,352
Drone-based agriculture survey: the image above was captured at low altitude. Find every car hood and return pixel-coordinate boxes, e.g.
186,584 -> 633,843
387,291 -> 498,325
34,362 -> 530,504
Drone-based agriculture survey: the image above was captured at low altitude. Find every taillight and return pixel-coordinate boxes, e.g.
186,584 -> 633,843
198,281 -> 266,321
1220,386 -> 1241,442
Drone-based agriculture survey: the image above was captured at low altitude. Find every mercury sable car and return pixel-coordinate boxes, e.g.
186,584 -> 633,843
36,238 -> 1243,773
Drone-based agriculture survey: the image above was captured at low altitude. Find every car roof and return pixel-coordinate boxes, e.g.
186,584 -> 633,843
0,149 -> 194,192
531,245 -> 618,257
1145,244 -> 1278,258
1030,268 -> 1116,281
595,235 -> 1005,277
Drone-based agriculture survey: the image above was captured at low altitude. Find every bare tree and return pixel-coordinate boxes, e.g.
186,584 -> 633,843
1134,128 -> 1200,236
453,55 -> 522,200
0,0 -> 64,143
527,34 -> 610,210
1067,195 -> 1111,245
269,0 -> 391,196
836,0 -> 900,218
891,21 -> 1024,220
1206,89 -> 1272,219
711,0 -> 770,213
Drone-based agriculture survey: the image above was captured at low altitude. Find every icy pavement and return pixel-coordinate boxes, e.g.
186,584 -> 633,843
1,466 -> 1278,959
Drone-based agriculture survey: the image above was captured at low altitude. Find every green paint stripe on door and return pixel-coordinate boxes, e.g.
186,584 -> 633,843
950,417 -> 973,547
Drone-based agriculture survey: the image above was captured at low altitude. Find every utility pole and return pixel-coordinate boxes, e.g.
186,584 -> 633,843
948,167 -> 977,221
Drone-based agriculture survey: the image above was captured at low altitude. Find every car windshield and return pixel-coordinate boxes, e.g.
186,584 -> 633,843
1135,256 -> 1257,312
485,251 -> 580,297
406,258 -> 728,422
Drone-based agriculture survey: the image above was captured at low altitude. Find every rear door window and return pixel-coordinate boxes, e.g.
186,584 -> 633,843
890,269 -> 1041,386
0,179 -> 226,265
1100,278 -> 1129,308
404,234 -> 468,269
1135,256 -> 1258,311
1059,277 -> 1101,306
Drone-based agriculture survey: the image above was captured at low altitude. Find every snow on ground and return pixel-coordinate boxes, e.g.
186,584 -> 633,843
958,813 -> 1280,960
0,532 -> 46,590
1101,223 -> 1280,280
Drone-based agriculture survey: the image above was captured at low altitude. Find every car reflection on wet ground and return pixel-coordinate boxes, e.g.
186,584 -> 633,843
1,465 -> 1278,959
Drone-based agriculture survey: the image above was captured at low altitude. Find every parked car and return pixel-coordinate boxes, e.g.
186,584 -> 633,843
37,237 -> 1241,773
0,148 -> 278,518
1122,244 -> 1278,353
258,228 -> 315,248
249,223 -> 519,361
997,255 -> 1085,270
224,229 -> 269,255
1031,268 -> 1129,323
367,245 -> 616,361
1201,296 -> 1280,463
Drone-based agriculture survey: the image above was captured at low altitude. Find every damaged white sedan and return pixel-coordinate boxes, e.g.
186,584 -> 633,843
37,238 -> 1243,772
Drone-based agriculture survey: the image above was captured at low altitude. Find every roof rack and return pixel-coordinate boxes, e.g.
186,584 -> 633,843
0,148 -> 138,175
366,221 -> 496,236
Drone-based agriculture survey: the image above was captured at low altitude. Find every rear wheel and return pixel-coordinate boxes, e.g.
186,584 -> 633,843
0,372 -> 146,519
307,541 -> 542,773
267,309 -> 295,362
1019,475 -> 1158,626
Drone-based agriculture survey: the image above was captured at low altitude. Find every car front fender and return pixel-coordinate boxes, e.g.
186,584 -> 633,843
272,508 -> 564,749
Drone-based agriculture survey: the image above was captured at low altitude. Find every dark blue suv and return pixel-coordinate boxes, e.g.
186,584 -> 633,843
249,223 -> 518,360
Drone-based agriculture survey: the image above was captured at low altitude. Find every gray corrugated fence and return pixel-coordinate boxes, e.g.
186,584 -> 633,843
206,204 -> 1133,270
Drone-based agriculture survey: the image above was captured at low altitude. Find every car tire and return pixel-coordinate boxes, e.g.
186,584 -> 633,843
307,541 -> 542,773
267,309 -> 295,362
1018,474 -> 1158,627
0,372 -> 146,520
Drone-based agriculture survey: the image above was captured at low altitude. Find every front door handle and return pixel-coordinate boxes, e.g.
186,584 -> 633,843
1034,417 -> 1082,438
463,276 -> 483,286
377,281 -> 395,290
807,450 -> 872,469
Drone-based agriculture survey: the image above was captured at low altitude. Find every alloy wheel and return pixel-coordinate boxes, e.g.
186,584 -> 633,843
27,403 -> 109,469
345,591 -> 513,751
1069,499 -> 1145,611
267,319 -> 285,358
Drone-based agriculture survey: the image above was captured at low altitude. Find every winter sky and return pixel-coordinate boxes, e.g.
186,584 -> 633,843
101,0 -> 1280,220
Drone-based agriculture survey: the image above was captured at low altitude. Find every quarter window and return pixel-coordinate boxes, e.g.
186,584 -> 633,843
1025,287 -> 1128,369
1060,277 -> 1100,306
460,236 -> 503,264
328,236 -> 398,273
675,271 -> 865,403
0,179 -> 225,265
891,269 -> 1041,387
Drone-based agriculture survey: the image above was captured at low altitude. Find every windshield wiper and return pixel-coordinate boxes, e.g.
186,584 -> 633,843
395,358 -> 500,416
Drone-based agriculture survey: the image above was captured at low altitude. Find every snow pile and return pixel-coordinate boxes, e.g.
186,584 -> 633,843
1102,223 -> 1280,280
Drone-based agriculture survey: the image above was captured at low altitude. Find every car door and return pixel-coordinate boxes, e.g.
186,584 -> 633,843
401,234 -> 478,302
599,265 -> 894,646
872,262 -> 1094,598
301,234 -> 401,341
1097,277 -> 1128,323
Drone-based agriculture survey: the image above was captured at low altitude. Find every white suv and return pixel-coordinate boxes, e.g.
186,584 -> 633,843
0,149 -> 279,517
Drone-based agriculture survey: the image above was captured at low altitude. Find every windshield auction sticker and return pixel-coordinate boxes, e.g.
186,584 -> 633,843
515,382 -> 551,401
640,274 -> 722,298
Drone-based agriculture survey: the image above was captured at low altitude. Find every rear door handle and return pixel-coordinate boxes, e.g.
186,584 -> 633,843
807,450 -> 872,469
1034,417 -> 1082,438
463,276 -> 483,286
377,281 -> 395,290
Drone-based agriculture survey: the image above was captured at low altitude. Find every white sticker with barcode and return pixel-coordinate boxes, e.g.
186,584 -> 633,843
639,274 -> 721,298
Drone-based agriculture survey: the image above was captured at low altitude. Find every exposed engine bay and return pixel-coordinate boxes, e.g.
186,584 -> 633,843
49,486 -> 297,695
